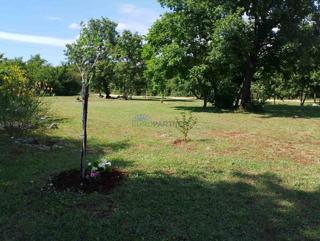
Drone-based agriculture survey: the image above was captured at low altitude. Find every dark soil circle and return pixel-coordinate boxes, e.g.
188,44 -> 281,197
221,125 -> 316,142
51,168 -> 127,195
173,139 -> 188,145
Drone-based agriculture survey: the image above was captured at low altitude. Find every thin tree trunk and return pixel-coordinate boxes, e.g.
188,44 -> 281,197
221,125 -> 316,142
274,96 -> 276,105
314,93 -> 316,103
301,92 -> 307,106
203,91 -> 207,108
196,77 -> 207,108
80,84 -> 89,179
300,84 -> 305,106
235,86 -> 243,108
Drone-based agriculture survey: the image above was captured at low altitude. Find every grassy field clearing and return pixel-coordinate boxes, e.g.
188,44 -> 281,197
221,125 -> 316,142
1,96 -> 320,240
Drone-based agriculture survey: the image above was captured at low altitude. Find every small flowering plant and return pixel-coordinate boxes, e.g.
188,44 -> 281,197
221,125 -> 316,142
86,158 -> 111,180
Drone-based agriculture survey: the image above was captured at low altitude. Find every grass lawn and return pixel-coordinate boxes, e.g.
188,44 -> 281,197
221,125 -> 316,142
1,96 -> 320,241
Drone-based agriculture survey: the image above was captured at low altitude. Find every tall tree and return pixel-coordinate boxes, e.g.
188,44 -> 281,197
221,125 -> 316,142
217,0 -> 319,109
92,59 -> 115,98
144,6 -> 216,107
283,20 -> 320,106
157,0 -> 319,109
65,17 -> 118,179
114,30 -> 145,100
146,1 -> 247,108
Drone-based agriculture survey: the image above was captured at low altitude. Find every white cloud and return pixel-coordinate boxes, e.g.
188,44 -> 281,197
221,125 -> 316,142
68,23 -> 81,29
48,16 -> 62,21
0,31 -> 75,47
116,4 -> 162,35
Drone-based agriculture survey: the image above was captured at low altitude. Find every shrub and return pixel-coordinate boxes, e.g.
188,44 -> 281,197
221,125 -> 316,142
175,111 -> 197,141
0,65 -> 49,134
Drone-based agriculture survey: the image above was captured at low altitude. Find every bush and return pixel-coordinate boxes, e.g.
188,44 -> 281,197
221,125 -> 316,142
175,111 -> 197,140
209,81 -> 239,109
0,65 -> 48,134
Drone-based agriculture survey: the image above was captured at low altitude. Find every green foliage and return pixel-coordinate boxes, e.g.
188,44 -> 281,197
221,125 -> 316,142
86,158 -> 111,179
210,81 -> 240,109
92,60 -> 115,98
0,64 -> 48,134
65,17 -> 119,179
144,7 -> 216,107
114,30 -> 146,99
154,0 -> 320,109
2,55 -> 81,96
53,64 -> 82,96
175,111 -> 197,140
65,18 -> 118,84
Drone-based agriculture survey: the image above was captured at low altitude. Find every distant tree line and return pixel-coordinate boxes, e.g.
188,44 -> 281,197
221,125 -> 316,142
0,54 -> 82,96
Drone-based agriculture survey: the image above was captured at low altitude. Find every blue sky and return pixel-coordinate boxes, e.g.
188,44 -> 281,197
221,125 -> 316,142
0,0 -> 167,65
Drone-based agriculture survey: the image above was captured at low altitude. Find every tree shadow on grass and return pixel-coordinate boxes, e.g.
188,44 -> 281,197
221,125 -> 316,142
259,104 -> 320,119
0,135 -> 133,180
172,104 -> 320,119
172,105 -> 237,114
88,139 -> 131,155
108,171 -> 320,241
121,97 -> 196,103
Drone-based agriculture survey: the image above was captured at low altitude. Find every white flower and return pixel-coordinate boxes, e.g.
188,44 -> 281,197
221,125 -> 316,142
98,162 -> 105,168
88,162 -> 91,166
101,158 -> 107,163
91,167 -> 98,172
106,162 -> 111,166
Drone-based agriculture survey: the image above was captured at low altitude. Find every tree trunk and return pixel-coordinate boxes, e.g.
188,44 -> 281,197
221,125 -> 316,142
240,55 -> 257,110
301,92 -> 307,106
197,77 -> 207,108
274,96 -> 276,105
104,85 -> 111,98
235,86 -> 243,108
80,84 -> 89,179
203,92 -> 207,108
314,93 -> 317,103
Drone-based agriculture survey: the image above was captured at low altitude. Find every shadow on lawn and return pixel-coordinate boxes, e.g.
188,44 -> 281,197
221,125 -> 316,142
0,134 -> 133,173
88,139 -> 131,155
124,97 -> 196,103
110,171 -> 320,241
172,104 -> 320,119
259,104 -> 320,118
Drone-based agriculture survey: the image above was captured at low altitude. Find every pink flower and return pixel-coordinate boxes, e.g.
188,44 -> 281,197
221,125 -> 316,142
90,172 -> 100,178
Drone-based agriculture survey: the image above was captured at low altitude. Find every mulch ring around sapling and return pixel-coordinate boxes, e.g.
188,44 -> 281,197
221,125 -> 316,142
51,168 -> 127,195
173,139 -> 188,145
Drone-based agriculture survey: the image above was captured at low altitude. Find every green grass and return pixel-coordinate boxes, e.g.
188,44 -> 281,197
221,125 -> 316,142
1,96 -> 320,241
